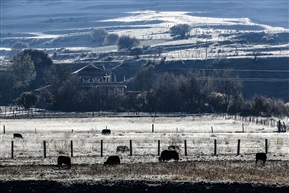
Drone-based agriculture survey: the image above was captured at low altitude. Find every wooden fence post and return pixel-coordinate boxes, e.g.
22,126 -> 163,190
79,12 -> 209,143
11,141 -> 14,159
3,125 -> 5,134
129,140 -> 132,156
101,140 -> 103,157
43,141 -> 46,158
70,140 -> 73,157
152,124 -> 154,133
184,140 -> 187,156
158,140 -> 160,156
265,139 -> 268,154
214,139 -> 217,156
237,139 -> 240,156
242,124 -> 245,132
211,127 -> 213,133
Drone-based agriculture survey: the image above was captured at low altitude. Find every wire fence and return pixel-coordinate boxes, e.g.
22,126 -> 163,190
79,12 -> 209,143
0,106 -> 284,128
1,137 -> 288,160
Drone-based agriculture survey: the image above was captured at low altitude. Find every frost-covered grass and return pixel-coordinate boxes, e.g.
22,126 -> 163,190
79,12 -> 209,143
0,115 -> 288,166
0,115 -> 288,183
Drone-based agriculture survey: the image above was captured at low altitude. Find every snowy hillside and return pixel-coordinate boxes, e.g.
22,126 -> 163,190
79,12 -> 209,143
1,0 -> 288,62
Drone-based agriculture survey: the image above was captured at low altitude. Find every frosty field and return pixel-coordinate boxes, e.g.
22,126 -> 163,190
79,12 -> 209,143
1,1 -> 289,189
0,115 -> 289,186
0,115 -> 288,165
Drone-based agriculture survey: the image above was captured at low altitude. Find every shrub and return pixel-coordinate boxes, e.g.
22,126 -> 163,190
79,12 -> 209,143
103,33 -> 119,45
16,92 -> 37,109
208,92 -> 226,113
117,35 -> 140,50
90,28 -> 108,44
240,101 -> 254,116
169,24 -> 191,39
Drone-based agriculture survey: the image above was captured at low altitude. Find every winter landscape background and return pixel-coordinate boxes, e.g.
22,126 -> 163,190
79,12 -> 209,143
1,0 -> 289,100
1,0 -> 289,192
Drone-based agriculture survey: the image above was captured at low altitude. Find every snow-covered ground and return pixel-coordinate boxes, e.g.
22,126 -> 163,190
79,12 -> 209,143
1,0 -> 288,62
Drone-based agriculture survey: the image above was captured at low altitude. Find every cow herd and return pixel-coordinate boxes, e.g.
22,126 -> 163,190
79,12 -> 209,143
57,147 -> 268,169
57,149 -> 180,169
12,132 -> 268,169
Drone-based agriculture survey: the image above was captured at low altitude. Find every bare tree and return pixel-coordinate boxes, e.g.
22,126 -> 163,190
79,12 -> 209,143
208,69 -> 242,112
9,53 -> 35,88
132,64 -> 156,91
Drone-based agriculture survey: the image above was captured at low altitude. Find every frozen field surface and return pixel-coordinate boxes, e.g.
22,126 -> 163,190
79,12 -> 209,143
0,115 -> 288,166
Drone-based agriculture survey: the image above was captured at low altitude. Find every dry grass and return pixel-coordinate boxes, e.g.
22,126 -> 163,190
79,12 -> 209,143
80,160 -> 289,184
1,160 -> 288,184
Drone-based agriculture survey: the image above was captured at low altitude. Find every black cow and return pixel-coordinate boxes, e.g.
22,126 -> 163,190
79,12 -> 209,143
159,150 -> 179,162
104,155 -> 120,166
256,153 -> 267,164
168,145 -> 180,151
13,133 -> 23,139
57,156 -> 71,169
102,129 -> 111,135
116,146 -> 130,153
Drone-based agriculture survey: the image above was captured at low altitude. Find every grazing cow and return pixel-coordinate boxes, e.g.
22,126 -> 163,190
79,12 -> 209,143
13,133 -> 23,139
57,156 -> 71,169
159,150 -> 179,162
168,145 -> 180,151
102,128 -> 111,135
256,153 -> 267,164
104,155 -> 120,166
116,146 -> 130,153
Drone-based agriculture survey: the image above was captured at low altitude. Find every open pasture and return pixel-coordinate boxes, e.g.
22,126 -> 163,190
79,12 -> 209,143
0,115 -> 288,166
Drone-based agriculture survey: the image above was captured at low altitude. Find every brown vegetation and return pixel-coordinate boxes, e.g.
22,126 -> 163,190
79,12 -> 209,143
1,161 -> 289,185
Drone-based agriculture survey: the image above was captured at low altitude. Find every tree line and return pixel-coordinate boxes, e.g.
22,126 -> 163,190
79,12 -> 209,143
128,64 -> 289,116
1,48 -> 288,117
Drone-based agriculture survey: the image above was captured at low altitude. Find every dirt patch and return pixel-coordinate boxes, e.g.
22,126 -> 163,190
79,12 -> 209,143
0,180 -> 288,193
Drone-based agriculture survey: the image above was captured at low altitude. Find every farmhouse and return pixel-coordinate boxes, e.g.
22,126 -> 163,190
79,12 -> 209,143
72,63 -> 109,83
72,63 -> 127,95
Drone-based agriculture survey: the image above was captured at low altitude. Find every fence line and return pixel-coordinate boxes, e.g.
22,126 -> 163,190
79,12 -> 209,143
0,107 -> 285,128
7,139 -> 271,159
221,113 -> 280,129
